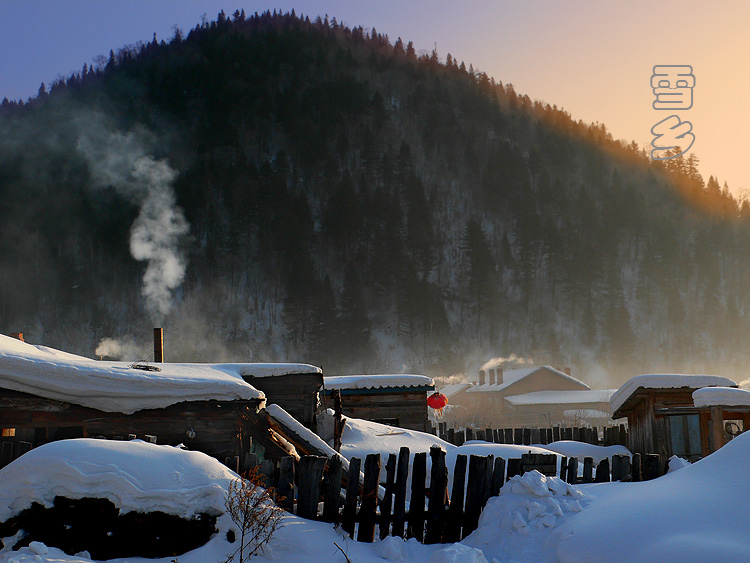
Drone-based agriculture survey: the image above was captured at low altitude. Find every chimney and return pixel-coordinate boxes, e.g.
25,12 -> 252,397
563,366 -> 571,376
497,368 -> 503,383
478,369 -> 486,386
9,332 -> 24,342
489,368 -> 496,386
153,328 -> 164,363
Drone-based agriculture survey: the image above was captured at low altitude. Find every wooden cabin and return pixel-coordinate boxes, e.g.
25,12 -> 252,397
240,364 -> 323,430
322,374 -> 435,432
0,334 -> 304,469
610,374 -> 739,461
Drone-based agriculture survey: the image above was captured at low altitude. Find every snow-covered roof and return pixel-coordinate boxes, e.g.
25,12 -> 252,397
0,334 -> 296,414
235,363 -> 322,377
610,374 -> 738,414
323,374 -> 435,390
466,366 -> 590,394
505,389 -> 616,406
440,382 -> 473,398
0,438 -> 236,522
693,386 -> 750,408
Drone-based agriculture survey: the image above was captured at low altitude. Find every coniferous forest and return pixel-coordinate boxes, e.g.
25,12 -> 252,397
2,10 -> 749,386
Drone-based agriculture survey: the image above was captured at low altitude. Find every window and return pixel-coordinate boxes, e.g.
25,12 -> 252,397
668,414 -> 701,458
1,428 -> 15,438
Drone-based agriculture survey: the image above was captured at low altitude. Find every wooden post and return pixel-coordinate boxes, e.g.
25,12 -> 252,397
632,453 -> 642,482
444,454 -> 466,543
522,428 -> 532,445
531,428 -> 541,444
643,453 -> 661,481
392,447 -> 410,538
710,406 -> 725,453
297,456 -> 327,520
559,456 -> 568,482
475,429 -> 486,442
342,457 -> 361,538
485,428 -> 495,443
466,428 -> 474,441
494,429 -> 502,443
455,430 -> 465,447
612,454 -> 631,482
564,427 -> 573,441
277,456 -> 295,512
595,457 -> 610,482
332,389 -> 344,453
258,459 -> 274,487
506,458 -> 523,480
573,427 -> 581,442
463,455 -> 487,539
491,457 -> 506,496
582,457 -> 594,483
513,428 -> 523,445
566,457 -> 578,484
408,452 -> 427,542
426,446 -> 448,544
483,454 -> 495,505
322,455 -> 343,524
357,454 -> 380,542
379,453 -> 397,539
552,426 -> 561,442
504,428 -> 513,444
447,428 -> 455,445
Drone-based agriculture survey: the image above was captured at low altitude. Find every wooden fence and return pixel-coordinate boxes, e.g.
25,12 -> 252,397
247,446 -> 663,544
436,423 -> 629,447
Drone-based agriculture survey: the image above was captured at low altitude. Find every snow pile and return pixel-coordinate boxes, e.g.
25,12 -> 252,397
324,374 -> 434,390
463,470 -> 586,562
556,430 -> 750,562
0,439 -> 236,522
692,386 -> 750,407
542,441 -> 631,467
611,373 -> 737,413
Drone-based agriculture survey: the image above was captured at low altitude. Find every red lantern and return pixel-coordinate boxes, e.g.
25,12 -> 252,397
427,392 -> 449,417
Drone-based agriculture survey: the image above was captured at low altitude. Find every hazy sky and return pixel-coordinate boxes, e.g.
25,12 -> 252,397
2,1 -> 748,196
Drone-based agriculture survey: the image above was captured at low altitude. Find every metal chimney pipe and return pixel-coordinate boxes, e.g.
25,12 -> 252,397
478,369 -> 486,386
9,332 -> 24,342
489,369 -> 496,386
154,328 -> 163,363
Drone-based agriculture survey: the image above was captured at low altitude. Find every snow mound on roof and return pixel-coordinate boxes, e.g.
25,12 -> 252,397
463,470 -> 586,561
693,386 -> 750,408
610,374 -> 737,414
324,374 -> 434,390
556,431 -> 750,563
0,439 -> 236,522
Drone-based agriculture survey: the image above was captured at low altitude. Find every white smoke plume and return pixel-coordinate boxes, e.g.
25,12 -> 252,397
95,336 -> 147,361
76,117 -> 189,323
480,353 -> 535,372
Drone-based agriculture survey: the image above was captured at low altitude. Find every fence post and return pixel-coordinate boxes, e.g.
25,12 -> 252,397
392,447 -> 410,538
444,454 -> 466,543
277,456 -> 295,512
322,455 -> 343,524
643,454 -> 661,481
595,457 -> 610,482
447,428 -> 455,445
297,456 -> 327,520
342,457 -> 361,538
513,428 -> 523,445
357,453 -> 380,542
552,426 -> 560,442
506,458 -> 522,480
462,455 -> 487,539
504,428 -> 513,444
491,457 -> 506,496
379,453 -> 397,539
632,453 -> 642,482
0,442 -> 13,468
559,456 -> 568,482
612,454 -> 631,481
582,457 -> 594,483
466,428 -> 474,442
425,446 -> 448,544
408,452 -> 427,542
566,457 -> 578,484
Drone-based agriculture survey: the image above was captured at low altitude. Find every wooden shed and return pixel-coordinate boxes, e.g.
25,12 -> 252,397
0,333 -> 277,469
322,374 -> 435,432
239,364 -> 323,430
610,374 -> 739,461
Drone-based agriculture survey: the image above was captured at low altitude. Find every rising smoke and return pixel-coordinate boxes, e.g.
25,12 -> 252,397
75,115 -> 190,324
480,353 -> 535,372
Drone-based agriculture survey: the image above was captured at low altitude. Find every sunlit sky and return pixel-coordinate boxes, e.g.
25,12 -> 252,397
2,0 -> 748,196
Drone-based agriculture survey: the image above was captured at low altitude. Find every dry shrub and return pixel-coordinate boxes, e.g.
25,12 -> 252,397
223,467 -> 284,562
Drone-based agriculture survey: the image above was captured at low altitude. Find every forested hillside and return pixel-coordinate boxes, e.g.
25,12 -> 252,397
1,10 -> 748,385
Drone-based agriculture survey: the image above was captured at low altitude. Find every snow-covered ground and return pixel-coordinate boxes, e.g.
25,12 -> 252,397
3,427 -> 750,562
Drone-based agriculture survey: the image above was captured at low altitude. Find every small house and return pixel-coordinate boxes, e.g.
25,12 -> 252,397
0,333 -> 308,469
322,374 -> 435,432
442,365 -> 599,428
238,364 -> 323,430
610,374 -> 738,461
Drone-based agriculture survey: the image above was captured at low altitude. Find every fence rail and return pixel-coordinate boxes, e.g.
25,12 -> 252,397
435,423 -> 629,447
247,445 -> 662,544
